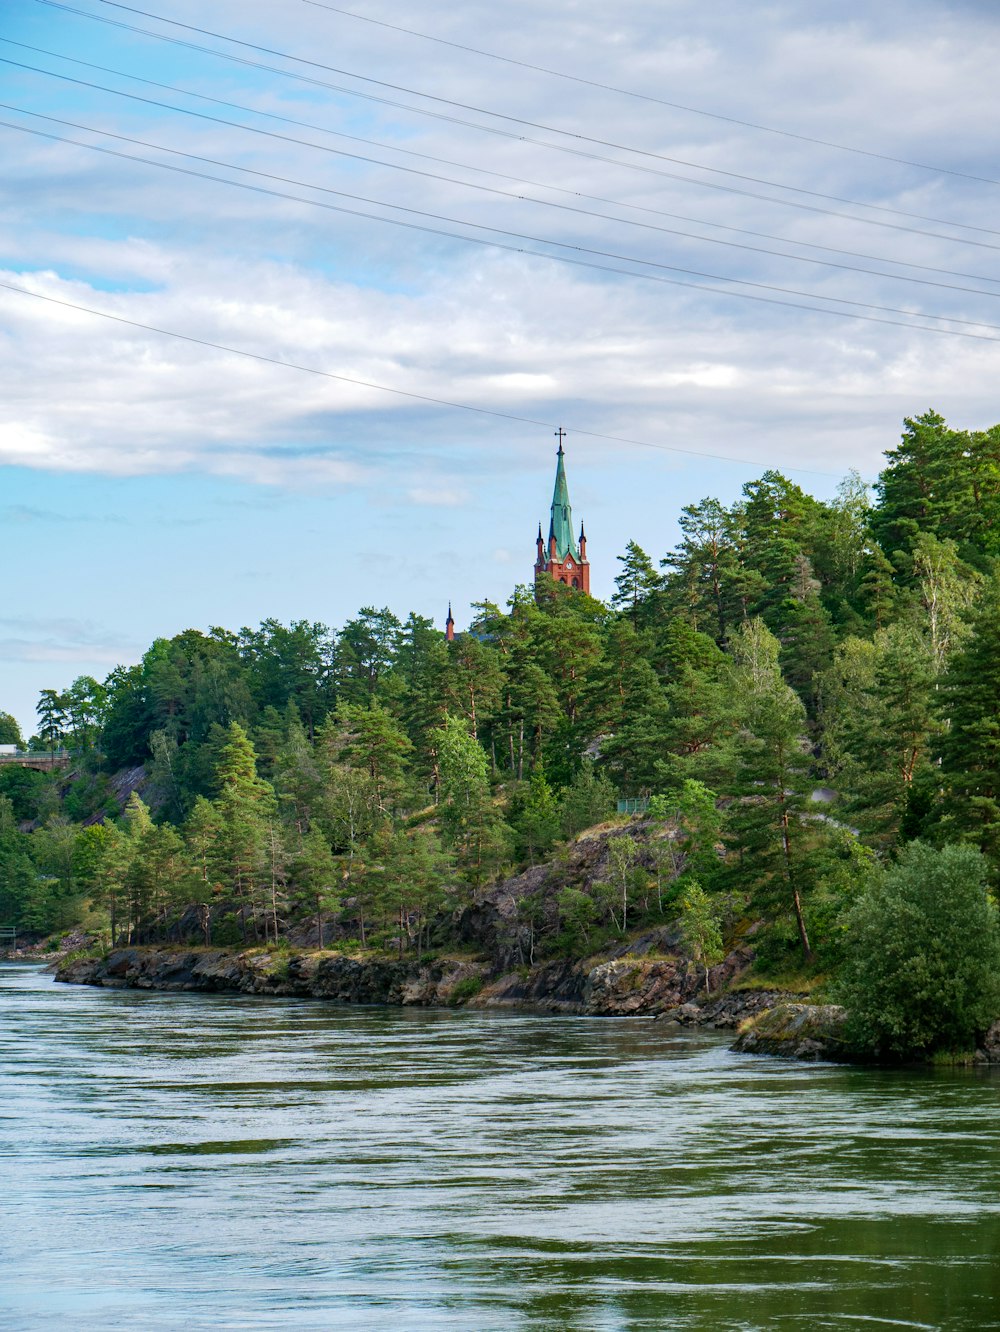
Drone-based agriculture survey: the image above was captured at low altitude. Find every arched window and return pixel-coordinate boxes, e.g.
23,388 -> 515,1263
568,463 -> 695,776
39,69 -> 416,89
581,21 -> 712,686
572,577 -> 580,588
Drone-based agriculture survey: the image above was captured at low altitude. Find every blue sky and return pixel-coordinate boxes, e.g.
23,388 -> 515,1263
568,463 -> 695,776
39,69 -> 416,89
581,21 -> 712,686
4,0 -> 1000,735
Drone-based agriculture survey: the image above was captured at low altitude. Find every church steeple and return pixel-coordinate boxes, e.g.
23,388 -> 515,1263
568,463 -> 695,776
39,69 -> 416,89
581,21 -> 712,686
547,428 -> 579,562
534,428 -> 590,593
445,602 -> 455,642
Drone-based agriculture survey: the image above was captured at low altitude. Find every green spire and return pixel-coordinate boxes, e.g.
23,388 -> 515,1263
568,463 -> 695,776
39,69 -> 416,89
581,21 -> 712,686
548,433 -> 580,561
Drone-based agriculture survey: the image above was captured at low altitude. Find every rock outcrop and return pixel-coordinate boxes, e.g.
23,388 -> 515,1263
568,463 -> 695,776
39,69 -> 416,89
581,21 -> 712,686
56,940 -> 790,1025
56,947 -> 491,1007
731,1002 -> 849,1060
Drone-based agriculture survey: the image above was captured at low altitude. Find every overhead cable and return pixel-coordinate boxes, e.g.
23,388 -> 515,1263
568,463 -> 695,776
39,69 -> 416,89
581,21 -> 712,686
301,0 -> 1000,190
7,109 -> 1000,335
9,36 -> 1000,286
0,277 -> 862,481
35,0 -> 1000,243
10,57 -> 1000,297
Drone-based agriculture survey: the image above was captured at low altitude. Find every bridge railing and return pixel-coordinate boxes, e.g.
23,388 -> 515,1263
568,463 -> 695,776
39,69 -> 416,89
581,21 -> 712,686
0,751 -> 71,769
0,925 -> 17,947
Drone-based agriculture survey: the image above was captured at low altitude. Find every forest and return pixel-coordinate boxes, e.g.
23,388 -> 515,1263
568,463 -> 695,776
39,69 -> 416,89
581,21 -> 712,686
5,409 -> 1000,1050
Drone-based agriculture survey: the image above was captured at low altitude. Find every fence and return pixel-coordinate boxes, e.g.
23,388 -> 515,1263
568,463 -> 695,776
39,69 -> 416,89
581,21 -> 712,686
617,797 -> 650,816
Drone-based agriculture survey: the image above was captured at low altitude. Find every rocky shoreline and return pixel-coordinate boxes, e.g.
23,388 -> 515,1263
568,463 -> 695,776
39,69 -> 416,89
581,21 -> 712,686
54,943 -> 797,1028
50,946 -> 1000,1065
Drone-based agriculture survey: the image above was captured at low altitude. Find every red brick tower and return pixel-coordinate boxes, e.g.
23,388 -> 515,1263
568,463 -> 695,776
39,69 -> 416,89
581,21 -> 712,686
535,429 -> 590,593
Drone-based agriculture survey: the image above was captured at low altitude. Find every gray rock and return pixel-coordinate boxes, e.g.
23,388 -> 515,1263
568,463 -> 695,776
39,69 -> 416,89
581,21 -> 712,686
732,1002 -> 849,1061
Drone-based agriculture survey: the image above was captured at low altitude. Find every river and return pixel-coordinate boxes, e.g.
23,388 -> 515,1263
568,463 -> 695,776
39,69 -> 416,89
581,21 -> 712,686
1,964 -> 999,1330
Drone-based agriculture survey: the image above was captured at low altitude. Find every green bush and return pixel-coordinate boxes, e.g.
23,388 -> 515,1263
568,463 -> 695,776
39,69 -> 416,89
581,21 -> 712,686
449,975 -> 484,1005
836,842 -> 1000,1057
212,913 -> 243,947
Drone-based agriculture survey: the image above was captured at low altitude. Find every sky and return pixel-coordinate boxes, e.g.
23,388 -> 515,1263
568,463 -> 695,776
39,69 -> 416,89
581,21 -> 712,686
3,0 -> 1000,736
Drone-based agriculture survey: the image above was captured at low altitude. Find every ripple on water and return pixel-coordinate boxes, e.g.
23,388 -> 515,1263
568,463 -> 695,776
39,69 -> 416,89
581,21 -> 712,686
2,964 -> 1000,1330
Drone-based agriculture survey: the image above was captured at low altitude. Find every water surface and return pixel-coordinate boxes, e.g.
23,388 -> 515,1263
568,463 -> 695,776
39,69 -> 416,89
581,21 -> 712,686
1,964 -> 999,1329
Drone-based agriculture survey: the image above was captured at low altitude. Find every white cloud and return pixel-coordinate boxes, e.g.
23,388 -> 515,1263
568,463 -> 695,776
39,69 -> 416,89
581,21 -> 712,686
407,486 -> 470,506
2,0 -> 1000,496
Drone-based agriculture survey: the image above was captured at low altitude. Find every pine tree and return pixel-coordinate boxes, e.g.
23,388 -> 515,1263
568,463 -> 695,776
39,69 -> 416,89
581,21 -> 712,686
35,689 -> 67,756
290,826 -> 338,947
938,573 -> 1000,860
611,540 -> 661,626
821,624 -> 938,845
724,620 -> 815,960
214,723 -> 277,942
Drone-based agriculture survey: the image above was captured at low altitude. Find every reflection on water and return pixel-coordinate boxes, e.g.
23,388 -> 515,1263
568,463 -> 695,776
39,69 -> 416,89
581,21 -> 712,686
1,964 -> 999,1330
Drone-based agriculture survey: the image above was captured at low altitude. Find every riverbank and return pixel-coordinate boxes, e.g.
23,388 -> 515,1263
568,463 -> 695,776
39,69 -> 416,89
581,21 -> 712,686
54,942 -> 799,1027
52,945 -> 1000,1064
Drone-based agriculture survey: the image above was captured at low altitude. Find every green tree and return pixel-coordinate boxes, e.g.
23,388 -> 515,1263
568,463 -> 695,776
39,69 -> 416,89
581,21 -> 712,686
612,540 -> 662,626
436,714 -> 512,886
909,531 -> 981,676
510,769 -> 559,865
725,620 -> 815,961
600,833 -> 639,935
938,573 -> 1000,859
239,618 -> 334,738
335,607 -> 401,706
558,760 -> 616,839
290,826 -> 339,947
821,623 -> 938,844
35,689 -> 67,756
679,881 -> 725,994
213,723 -> 277,942
872,411 -> 994,565
661,497 -> 762,644
837,842 -> 1000,1057
0,798 -> 44,931
0,712 -> 24,747
62,675 -> 107,752
648,779 -> 722,896
328,702 -> 413,815
557,885 -> 598,951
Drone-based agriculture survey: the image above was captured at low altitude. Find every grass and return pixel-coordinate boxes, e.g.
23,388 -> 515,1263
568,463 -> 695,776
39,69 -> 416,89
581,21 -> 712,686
734,968 -> 829,996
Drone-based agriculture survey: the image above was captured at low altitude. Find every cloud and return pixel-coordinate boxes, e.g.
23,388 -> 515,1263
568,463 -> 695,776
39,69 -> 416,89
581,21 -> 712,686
0,616 -> 143,667
407,486 -> 470,506
0,503 -> 127,525
2,0 -> 1000,499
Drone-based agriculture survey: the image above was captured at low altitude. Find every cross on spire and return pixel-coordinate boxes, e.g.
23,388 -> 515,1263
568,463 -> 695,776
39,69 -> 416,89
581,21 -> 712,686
554,426 -> 566,454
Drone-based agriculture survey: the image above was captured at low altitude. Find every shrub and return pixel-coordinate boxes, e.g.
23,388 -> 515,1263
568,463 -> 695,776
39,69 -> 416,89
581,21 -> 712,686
836,842 -> 1000,1057
449,975 -> 483,1005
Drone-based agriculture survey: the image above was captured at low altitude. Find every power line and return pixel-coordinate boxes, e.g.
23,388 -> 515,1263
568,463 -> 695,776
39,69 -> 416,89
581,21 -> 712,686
0,278 -> 848,479
9,108 -> 1000,336
301,0 -> 1000,191
37,0 -> 1000,244
10,39 -> 1000,289
11,55 -> 1000,298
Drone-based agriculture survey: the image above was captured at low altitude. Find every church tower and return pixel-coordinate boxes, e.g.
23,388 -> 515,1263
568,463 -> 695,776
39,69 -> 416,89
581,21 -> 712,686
535,429 -> 590,593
